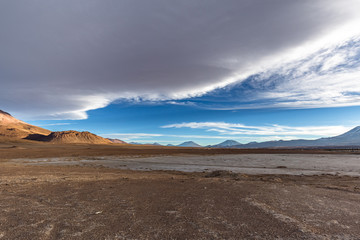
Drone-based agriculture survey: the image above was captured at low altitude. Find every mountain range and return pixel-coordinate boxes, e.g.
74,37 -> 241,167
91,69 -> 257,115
207,126 -> 360,148
128,142 -> 161,146
130,141 -> 202,147
2,109 -> 360,147
193,127 -> 360,148
176,127 -> 360,148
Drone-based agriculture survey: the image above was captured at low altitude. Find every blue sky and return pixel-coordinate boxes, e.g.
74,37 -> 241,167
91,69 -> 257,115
2,0 -> 360,145
28,104 -> 360,146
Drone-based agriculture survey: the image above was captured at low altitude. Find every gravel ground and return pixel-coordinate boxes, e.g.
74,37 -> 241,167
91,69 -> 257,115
0,162 -> 360,239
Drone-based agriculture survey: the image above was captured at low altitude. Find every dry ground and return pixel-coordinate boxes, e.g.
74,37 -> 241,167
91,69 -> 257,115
1,143 -> 360,239
1,141 -> 359,160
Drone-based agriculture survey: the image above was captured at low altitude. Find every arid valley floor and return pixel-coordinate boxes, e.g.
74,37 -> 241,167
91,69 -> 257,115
1,142 -> 360,239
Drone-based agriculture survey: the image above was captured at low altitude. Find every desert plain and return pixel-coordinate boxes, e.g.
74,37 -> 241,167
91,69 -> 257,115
0,142 -> 360,239
2,0 -> 360,239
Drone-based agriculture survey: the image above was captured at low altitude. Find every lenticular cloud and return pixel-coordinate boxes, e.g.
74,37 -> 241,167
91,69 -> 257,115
1,0 -> 360,119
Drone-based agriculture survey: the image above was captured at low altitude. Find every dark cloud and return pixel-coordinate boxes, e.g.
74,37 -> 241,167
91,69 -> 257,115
0,0 -> 359,119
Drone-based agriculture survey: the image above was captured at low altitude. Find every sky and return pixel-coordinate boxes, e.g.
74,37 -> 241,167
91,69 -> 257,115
1,0 -> 360,145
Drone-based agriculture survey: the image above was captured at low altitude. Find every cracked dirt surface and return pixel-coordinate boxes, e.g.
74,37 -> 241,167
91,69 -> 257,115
0,163 -> 360,239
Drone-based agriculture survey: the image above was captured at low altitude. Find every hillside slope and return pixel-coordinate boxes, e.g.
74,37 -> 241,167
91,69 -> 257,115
0,110 -> 51,138
1,110 -> 112,144
27,130 -> 112,144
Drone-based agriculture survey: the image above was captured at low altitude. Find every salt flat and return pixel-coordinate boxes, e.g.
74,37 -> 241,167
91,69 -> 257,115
12,153 -> 360,176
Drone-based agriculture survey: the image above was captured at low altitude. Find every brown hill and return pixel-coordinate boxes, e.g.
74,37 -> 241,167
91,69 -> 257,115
1,110 -> 112,145
27,130 -> 112,144
107,138 -> 127,144
0,110 -> 51,138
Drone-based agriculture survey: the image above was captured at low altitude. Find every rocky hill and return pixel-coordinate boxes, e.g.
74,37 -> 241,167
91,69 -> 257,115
1,110 -> 113,144
27,130 -> 112,144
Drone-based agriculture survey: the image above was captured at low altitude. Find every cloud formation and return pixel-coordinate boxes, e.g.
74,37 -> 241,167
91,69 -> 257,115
162,122 -> 349,138
102,133 -> 231,142
102,122 -> 350,143
1,0 -> 360,119
184,37 -> 360,109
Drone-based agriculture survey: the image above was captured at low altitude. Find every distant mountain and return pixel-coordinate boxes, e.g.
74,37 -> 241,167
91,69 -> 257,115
107,138 -> 127,144
227,126 -> 360,148
167,144 -> 175,147
211,140 -> 241,148
129,142 -> 162,146
330,126 -> 360,144
177,141 -> 202,147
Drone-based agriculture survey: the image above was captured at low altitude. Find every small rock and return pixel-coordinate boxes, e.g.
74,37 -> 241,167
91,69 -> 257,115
273,177 -> 282,183
327,220 -> 339,225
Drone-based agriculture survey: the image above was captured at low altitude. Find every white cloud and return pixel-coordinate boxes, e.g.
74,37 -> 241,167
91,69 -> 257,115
103,133 -> 164,141
101,133 -> 308,144
38,123 -> 71,126
195,35 -> 360,110
162,122 -> 350,138
102,133 -> 232,141
261,42 -> 360,109
101,123 -> 351,144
